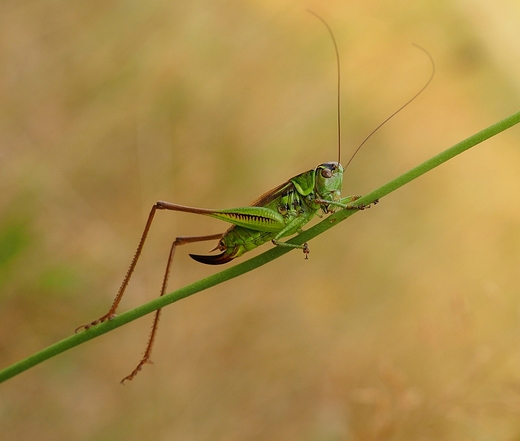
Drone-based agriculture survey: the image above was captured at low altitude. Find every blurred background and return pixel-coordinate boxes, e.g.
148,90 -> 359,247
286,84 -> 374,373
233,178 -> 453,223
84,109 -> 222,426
1,0 -> 520,439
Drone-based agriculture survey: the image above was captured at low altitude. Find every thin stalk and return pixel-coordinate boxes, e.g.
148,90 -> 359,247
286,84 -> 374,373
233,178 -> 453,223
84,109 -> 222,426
0,110 -> 519,384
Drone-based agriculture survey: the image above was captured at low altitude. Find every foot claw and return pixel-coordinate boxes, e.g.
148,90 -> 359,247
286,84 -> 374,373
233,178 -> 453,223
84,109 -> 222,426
75,313 -> 116,333
120,358 -> 153,384
354,199 -> 379,211
303,243 -> 310,260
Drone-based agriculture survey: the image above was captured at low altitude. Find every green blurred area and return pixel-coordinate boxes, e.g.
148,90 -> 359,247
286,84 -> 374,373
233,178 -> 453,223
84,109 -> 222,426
1,0 -> 520,439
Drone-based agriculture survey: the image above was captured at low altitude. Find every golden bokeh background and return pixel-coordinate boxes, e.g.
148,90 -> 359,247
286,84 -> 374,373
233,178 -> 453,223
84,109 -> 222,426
1,0 -> 520,439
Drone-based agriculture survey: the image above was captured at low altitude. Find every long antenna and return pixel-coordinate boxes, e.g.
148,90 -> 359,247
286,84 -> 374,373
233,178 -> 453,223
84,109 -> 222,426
344,44 -> 435,170
307,10 -> 342,165
308,11 -> 435,170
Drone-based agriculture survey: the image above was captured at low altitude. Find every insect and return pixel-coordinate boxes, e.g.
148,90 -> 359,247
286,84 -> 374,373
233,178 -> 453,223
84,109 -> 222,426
76,12 -> 433,383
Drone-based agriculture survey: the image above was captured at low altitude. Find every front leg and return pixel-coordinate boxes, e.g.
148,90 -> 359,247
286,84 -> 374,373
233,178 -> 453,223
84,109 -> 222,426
316,195 -> 379,211
340,195 -> 379,210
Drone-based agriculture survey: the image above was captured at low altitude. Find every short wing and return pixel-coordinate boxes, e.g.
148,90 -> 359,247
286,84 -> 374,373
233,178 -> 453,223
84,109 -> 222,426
249,180 -> 294,207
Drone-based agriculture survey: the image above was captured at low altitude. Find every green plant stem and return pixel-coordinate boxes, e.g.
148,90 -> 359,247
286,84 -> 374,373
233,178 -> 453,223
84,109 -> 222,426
0,111 -> 519,384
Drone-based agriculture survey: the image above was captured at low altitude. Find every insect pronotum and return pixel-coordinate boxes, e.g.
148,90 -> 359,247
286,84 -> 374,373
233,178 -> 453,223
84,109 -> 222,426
77,12 -> 434,383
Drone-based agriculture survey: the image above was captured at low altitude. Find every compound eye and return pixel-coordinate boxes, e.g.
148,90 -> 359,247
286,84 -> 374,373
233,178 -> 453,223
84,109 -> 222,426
321,168 -> 332,178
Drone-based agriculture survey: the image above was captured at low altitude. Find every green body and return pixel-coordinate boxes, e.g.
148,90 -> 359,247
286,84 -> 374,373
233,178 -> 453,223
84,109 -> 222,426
189,161 -> 359,264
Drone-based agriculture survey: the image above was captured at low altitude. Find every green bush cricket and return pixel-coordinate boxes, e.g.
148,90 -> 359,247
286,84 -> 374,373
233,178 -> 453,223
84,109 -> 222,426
76,12 -> 433,383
